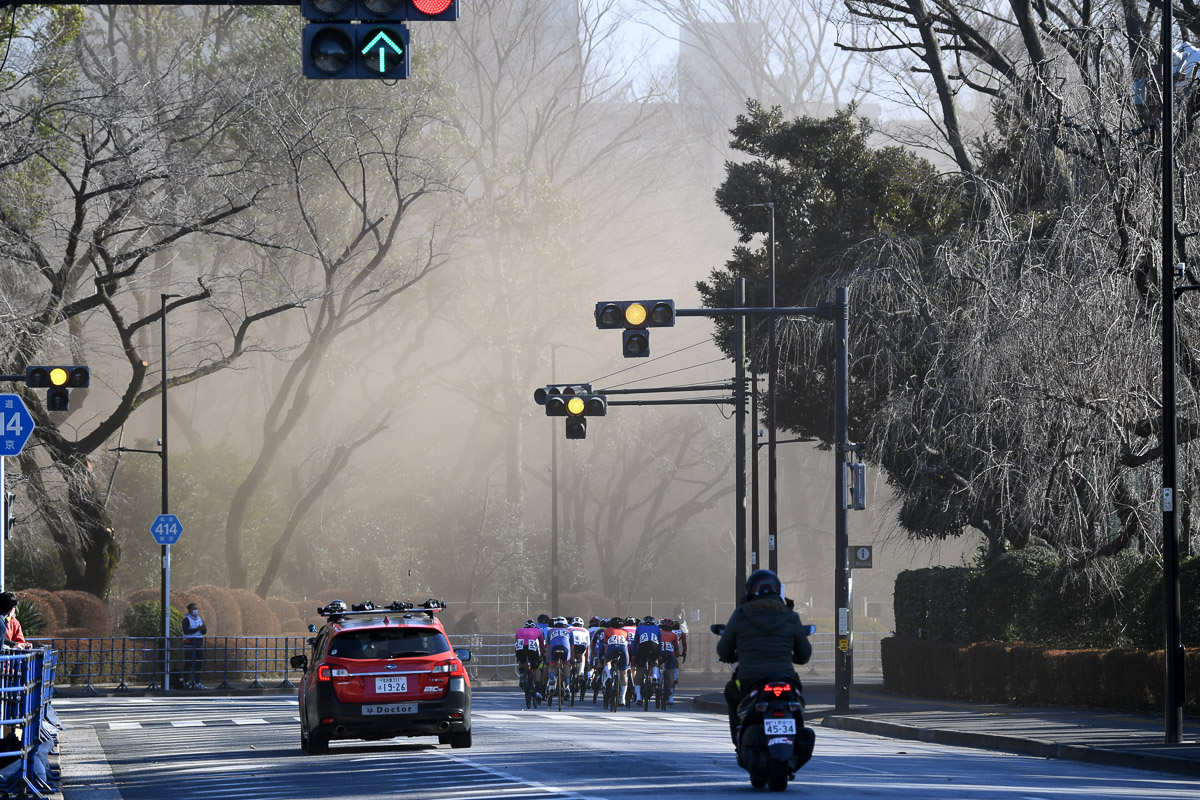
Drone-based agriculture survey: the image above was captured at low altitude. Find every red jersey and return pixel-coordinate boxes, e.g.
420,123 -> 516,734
4,616 -> 27,647
603,626 -> 629,646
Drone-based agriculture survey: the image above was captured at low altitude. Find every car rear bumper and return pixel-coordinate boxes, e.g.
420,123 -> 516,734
311,678 -> 471,741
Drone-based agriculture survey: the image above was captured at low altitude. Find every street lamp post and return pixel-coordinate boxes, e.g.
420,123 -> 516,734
550,345 -> 560,617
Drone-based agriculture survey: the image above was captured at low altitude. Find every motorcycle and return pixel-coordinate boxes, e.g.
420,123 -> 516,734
711,623 -> 817,792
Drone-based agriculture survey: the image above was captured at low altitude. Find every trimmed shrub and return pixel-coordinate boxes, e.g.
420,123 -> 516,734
893,567 -> 978,642
968,547 -> 1058,642
883,636 -> 1200,713
19,588 -> 65,635
229,589 -> 280,636
267,596 -> 302,631
54,590 -> 111,637
1136,555 -> 1200,651
121,601 -> 184,638
123,588 -> 198,615
187,585 -> 243,636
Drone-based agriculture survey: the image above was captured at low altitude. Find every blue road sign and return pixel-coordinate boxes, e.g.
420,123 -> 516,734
0,394 -> 35,456
151,514 -> 183,545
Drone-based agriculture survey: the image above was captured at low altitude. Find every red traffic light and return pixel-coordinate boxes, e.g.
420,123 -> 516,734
409,0 -> 457,19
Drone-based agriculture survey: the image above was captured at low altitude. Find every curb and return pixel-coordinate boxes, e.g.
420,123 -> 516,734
821,716 -> 1200,779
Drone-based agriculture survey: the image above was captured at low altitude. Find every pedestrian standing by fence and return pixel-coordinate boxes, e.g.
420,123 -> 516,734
182,603 -> 207,689
0,592 -> 31,650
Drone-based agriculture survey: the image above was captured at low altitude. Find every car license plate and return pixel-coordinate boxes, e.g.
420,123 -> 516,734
363,702 -> 416,715
764,717 -> 797,735
374,676 -> 408,694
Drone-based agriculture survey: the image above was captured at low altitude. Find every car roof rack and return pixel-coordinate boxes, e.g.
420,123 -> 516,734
317,598 -> 445,621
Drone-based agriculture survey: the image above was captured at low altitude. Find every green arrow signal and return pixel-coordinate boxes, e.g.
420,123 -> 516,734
362,30 -> 403,73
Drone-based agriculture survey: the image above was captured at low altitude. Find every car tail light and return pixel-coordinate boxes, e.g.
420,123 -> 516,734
317,665 -> 349,681
431,659 -> 465,677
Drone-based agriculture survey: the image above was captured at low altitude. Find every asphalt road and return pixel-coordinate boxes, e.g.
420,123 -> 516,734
53,686 -> 1199,799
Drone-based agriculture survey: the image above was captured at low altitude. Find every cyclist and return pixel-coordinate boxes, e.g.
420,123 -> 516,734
660,618 -> 680,704
545,617 -> 573,697
602,616 -> 632,706
568,616 -> 591,686
631,615 -> 662,704
514,619 -> 546,697
588,617 -> 609,693
536,613 -> 552,640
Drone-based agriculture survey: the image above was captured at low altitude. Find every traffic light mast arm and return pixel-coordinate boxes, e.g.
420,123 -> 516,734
605,397 -> 734,407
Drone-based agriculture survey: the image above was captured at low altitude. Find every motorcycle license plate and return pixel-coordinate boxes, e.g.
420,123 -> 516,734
764,717 -> 797,735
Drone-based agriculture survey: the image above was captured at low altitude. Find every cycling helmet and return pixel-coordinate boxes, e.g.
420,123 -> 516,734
537,613 -> 551,624
552,616 -> 569,627
745,568 -> 783,598
326,599 -> 347,613
571,617 -> 585,627
588,616 -> 600,626
609,617 -> 624,627
523,619 -> 537,628
624,616 -> 636,626
660,617 -> 673,626
642,615 -> 656,625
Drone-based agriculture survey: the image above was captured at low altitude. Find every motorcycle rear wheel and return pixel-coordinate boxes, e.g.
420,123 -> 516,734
749,772 -> 768,789
768,760 -> 789,792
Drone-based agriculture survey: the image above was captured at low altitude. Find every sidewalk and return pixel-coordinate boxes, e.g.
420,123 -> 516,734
692,678 -> 1200,777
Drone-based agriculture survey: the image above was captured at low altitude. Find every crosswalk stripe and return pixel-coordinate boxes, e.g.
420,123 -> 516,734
108,722 -> 142,730
170,720 -> 206,727
231,718 -> 269,725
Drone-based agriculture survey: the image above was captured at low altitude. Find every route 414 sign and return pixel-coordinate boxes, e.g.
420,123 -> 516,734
0,394 -> 35,456
150,513 -> 183,545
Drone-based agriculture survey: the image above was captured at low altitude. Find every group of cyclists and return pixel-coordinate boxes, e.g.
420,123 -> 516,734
514,613 -> 688,710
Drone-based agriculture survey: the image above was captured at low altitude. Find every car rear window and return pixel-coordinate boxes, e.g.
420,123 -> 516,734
328,627 -> 450,660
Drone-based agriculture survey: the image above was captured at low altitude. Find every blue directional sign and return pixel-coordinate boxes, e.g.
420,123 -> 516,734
0,394 -> 35,456
150,514 -> 183,545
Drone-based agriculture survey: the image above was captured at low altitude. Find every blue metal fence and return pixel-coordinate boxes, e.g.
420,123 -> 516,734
0,648 -> 59,798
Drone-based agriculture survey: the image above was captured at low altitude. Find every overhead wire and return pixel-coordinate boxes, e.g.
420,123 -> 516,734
589,339 -> 718,386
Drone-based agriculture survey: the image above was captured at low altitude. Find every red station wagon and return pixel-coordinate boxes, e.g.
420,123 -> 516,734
291,599 -> 473,754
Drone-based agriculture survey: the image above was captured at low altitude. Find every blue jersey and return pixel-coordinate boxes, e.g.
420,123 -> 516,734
546,627 -> 573,650
632,624 -> 661,656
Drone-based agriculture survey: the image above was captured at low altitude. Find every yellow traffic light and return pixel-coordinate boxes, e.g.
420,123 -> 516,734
566,397 -> 585,416
49,367 -> 68,386
624,303 -> 647,327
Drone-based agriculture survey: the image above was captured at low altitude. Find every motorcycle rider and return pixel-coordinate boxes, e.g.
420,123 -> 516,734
716,569 -> 812,745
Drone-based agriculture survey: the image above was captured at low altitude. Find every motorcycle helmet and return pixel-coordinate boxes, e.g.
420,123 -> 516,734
745,568 -> 783,598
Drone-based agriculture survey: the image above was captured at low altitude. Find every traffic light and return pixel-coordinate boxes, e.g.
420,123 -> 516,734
301,0 -> 409,80
595,300 -> 675,358
300,0 -> 455,80
534,385 -> 606,439
25,366 -> 89,411
407,0 -> 458,20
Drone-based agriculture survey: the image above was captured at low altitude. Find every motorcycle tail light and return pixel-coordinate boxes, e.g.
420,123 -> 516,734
788,701 -> 802,712
764,682 -> 792,697
755,702 -> 768,712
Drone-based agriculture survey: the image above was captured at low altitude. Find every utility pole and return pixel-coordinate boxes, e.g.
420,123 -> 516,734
833,287 -> 852,713
735,279 -> 748,602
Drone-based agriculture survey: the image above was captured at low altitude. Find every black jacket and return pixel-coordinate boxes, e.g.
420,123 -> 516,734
716,595 -> 812,686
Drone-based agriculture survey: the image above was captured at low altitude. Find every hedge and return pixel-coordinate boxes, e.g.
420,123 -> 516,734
882,636 -> 1199,713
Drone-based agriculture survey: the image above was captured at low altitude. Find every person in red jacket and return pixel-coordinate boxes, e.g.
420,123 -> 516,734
0,592 -> 31,649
